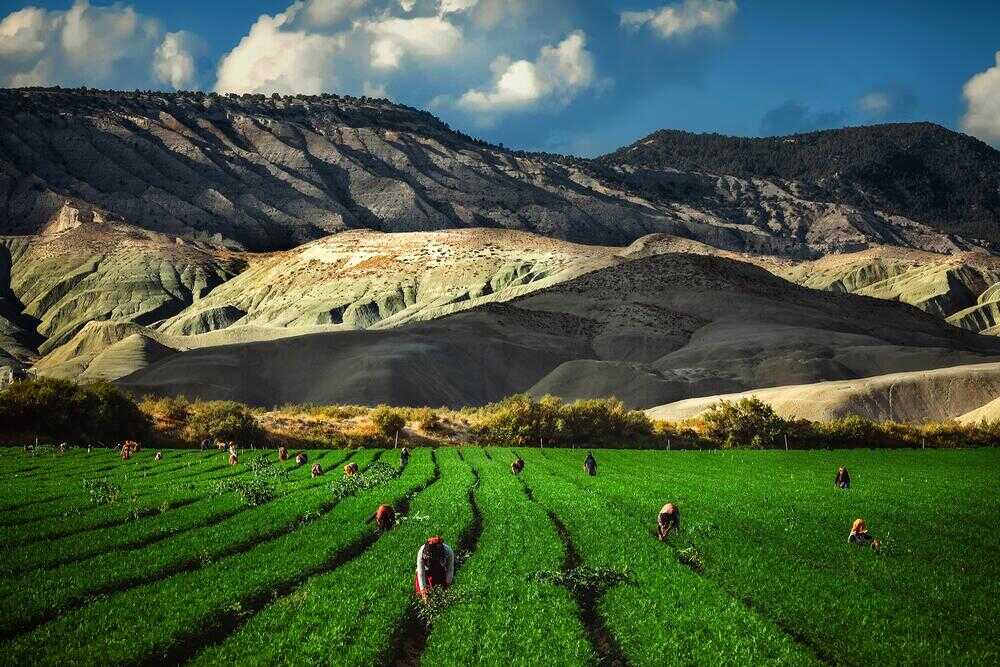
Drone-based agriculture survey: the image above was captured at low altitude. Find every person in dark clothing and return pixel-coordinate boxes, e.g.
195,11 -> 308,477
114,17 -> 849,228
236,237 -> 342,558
415,536 -> 455,598
400,447 -> 411,467
583,452 -> 597,476
835,466 -> 851,489
311,463 -> 324,478
373,504 -> 397,532
200,438 -> 211,452
511,456 -> 525,475
657,502 -> 681,541
295,451 -> 308,466
278,446 -> 289,462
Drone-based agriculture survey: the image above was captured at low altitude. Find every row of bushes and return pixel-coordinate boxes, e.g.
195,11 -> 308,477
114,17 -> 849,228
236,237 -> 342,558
4,378 -> 999,450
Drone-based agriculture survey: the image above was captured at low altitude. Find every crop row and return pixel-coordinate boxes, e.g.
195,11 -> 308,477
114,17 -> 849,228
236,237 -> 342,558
189,448 -> 476,666
0,450 -> 376,638
1,449 -> 433,665
556,448 -> 1000,664
521,450 -> 814,666
420,449 -> 593,665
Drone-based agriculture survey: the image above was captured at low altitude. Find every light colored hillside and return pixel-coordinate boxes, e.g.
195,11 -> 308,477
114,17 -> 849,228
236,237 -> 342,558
646,361 -> 1000,423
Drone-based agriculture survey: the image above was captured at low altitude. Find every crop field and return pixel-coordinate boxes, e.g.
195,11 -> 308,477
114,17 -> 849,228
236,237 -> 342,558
0,447 -> 997,666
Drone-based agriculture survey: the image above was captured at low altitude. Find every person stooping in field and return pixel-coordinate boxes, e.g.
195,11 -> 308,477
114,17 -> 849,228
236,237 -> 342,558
848,518 -> 881,551
584,452 -> 597,476
511,456 -> 525,475
657,503 -> 681,541
154,451 -> 162,461
200,438 -> 210,451
344,462 -> 359,476
415,536 -> 455,599
229,450 -> 239,466
120,440 -> 139,460
278,446 -> 289,462
835,466 -> 851,489
372,504 -> 396,532
295,451 -> 308,466
311,463 -> 324,478
400,447 -> 410,467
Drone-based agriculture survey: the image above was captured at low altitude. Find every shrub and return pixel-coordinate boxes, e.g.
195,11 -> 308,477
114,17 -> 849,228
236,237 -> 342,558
83,477 -> 121,505
701,397 -> 788,449
0,377 -> 150,445
370,405 -> 406,439
139,395 -> 191,422
185,401 -> 263,446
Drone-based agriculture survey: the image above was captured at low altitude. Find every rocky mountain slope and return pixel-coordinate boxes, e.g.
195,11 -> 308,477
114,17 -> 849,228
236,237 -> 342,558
118,253 -> 1000,408
601,123 -> 1000,244
1,89 -> 990,256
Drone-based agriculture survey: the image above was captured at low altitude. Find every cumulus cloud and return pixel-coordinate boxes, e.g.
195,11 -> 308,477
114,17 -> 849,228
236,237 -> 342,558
215,8 -> 347,94
621,0 -> 736,39
456,31 -> 595,114
0,1 -> 205,89
215,1 -> 466,93
153,31 -> 199,89
962,51 -> 1000,145
857,84 -> 917,119
365,16 -> 463,69
760,101 -> 847,136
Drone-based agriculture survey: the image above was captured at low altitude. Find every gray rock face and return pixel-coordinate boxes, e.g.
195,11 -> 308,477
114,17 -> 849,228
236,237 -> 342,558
0,89 -> 984,256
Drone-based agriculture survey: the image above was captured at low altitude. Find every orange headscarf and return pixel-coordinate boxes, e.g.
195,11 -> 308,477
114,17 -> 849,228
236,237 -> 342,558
851,518 -> 867,534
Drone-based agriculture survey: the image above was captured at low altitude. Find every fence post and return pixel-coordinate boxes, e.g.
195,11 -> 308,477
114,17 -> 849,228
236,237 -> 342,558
394,431 -> 399,449
668,439 -> 671,450
784,434 -> 789,451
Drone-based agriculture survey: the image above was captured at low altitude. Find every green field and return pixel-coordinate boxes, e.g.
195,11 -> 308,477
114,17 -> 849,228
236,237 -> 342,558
1,447 -> 997,666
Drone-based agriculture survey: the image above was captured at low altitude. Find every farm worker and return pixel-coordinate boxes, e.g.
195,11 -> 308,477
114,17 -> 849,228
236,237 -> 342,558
229,451 -> 239,466
311,463 -> 324,478
154,451 -> 163,461
400,447 -> 411,467
415,536 -> 455,599
278,446 -> 289,462
216,441 -> 226,451
511,456 -> 525,475
584,452 -> 597,476
835,466 -> 851,489
848,519 -> 880,551
374,504 -> 397,531
296,452 -> 308,466
344,462 -> 359,476
657,503 -> 681,541
200,438 -> 210,451
57,442 -> 67,454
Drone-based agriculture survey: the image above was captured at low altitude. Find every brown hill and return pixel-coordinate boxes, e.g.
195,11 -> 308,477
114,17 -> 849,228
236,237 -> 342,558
118,253 -> 1000,408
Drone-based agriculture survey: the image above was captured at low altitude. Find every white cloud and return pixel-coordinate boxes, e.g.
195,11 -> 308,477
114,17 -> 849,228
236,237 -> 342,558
301,0 -> 369,27
362,80 -> 389,98
621,0 -> 736,39
962,51 -> 1000,145
858,91 -> 890,115
153,31 -> 198,89
439,0 -> 478,15
366,16 -> 463,70
215,8 -> 346,94
457,30 -> 595,114
0,1 -> 204,89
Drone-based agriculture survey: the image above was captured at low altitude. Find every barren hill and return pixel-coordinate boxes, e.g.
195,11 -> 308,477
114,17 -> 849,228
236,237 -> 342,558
0,89 -> 988,256
118,253 -> 1000,408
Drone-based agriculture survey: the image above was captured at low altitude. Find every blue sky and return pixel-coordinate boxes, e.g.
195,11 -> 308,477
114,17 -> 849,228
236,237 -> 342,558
2,0 -> 999,154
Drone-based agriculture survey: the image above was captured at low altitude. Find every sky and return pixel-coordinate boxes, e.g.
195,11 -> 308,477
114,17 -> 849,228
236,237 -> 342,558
1,0 -> 999,155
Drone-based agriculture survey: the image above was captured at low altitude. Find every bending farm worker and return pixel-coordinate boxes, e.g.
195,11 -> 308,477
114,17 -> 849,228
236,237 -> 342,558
278,446 -> 289,462
344,462 -> 359,476
657,502 -> 681,541
511,456 -> 525,475
584,452 -> 597,476
374,504 -> 397,532
400,447 -> 410,467
296,451 -> 308,466
848,518 -> 881,551
229,451 -> 239,466
311,463 -> 324,478
154,451 -> 163,461
835,466 -> 851,489
415,536 -> 455,599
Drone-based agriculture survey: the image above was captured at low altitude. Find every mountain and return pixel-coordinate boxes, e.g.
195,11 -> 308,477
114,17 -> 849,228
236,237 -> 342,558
0,89 -> 989,256
118,253 -> 1000,408
600,123 -> 1000,244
